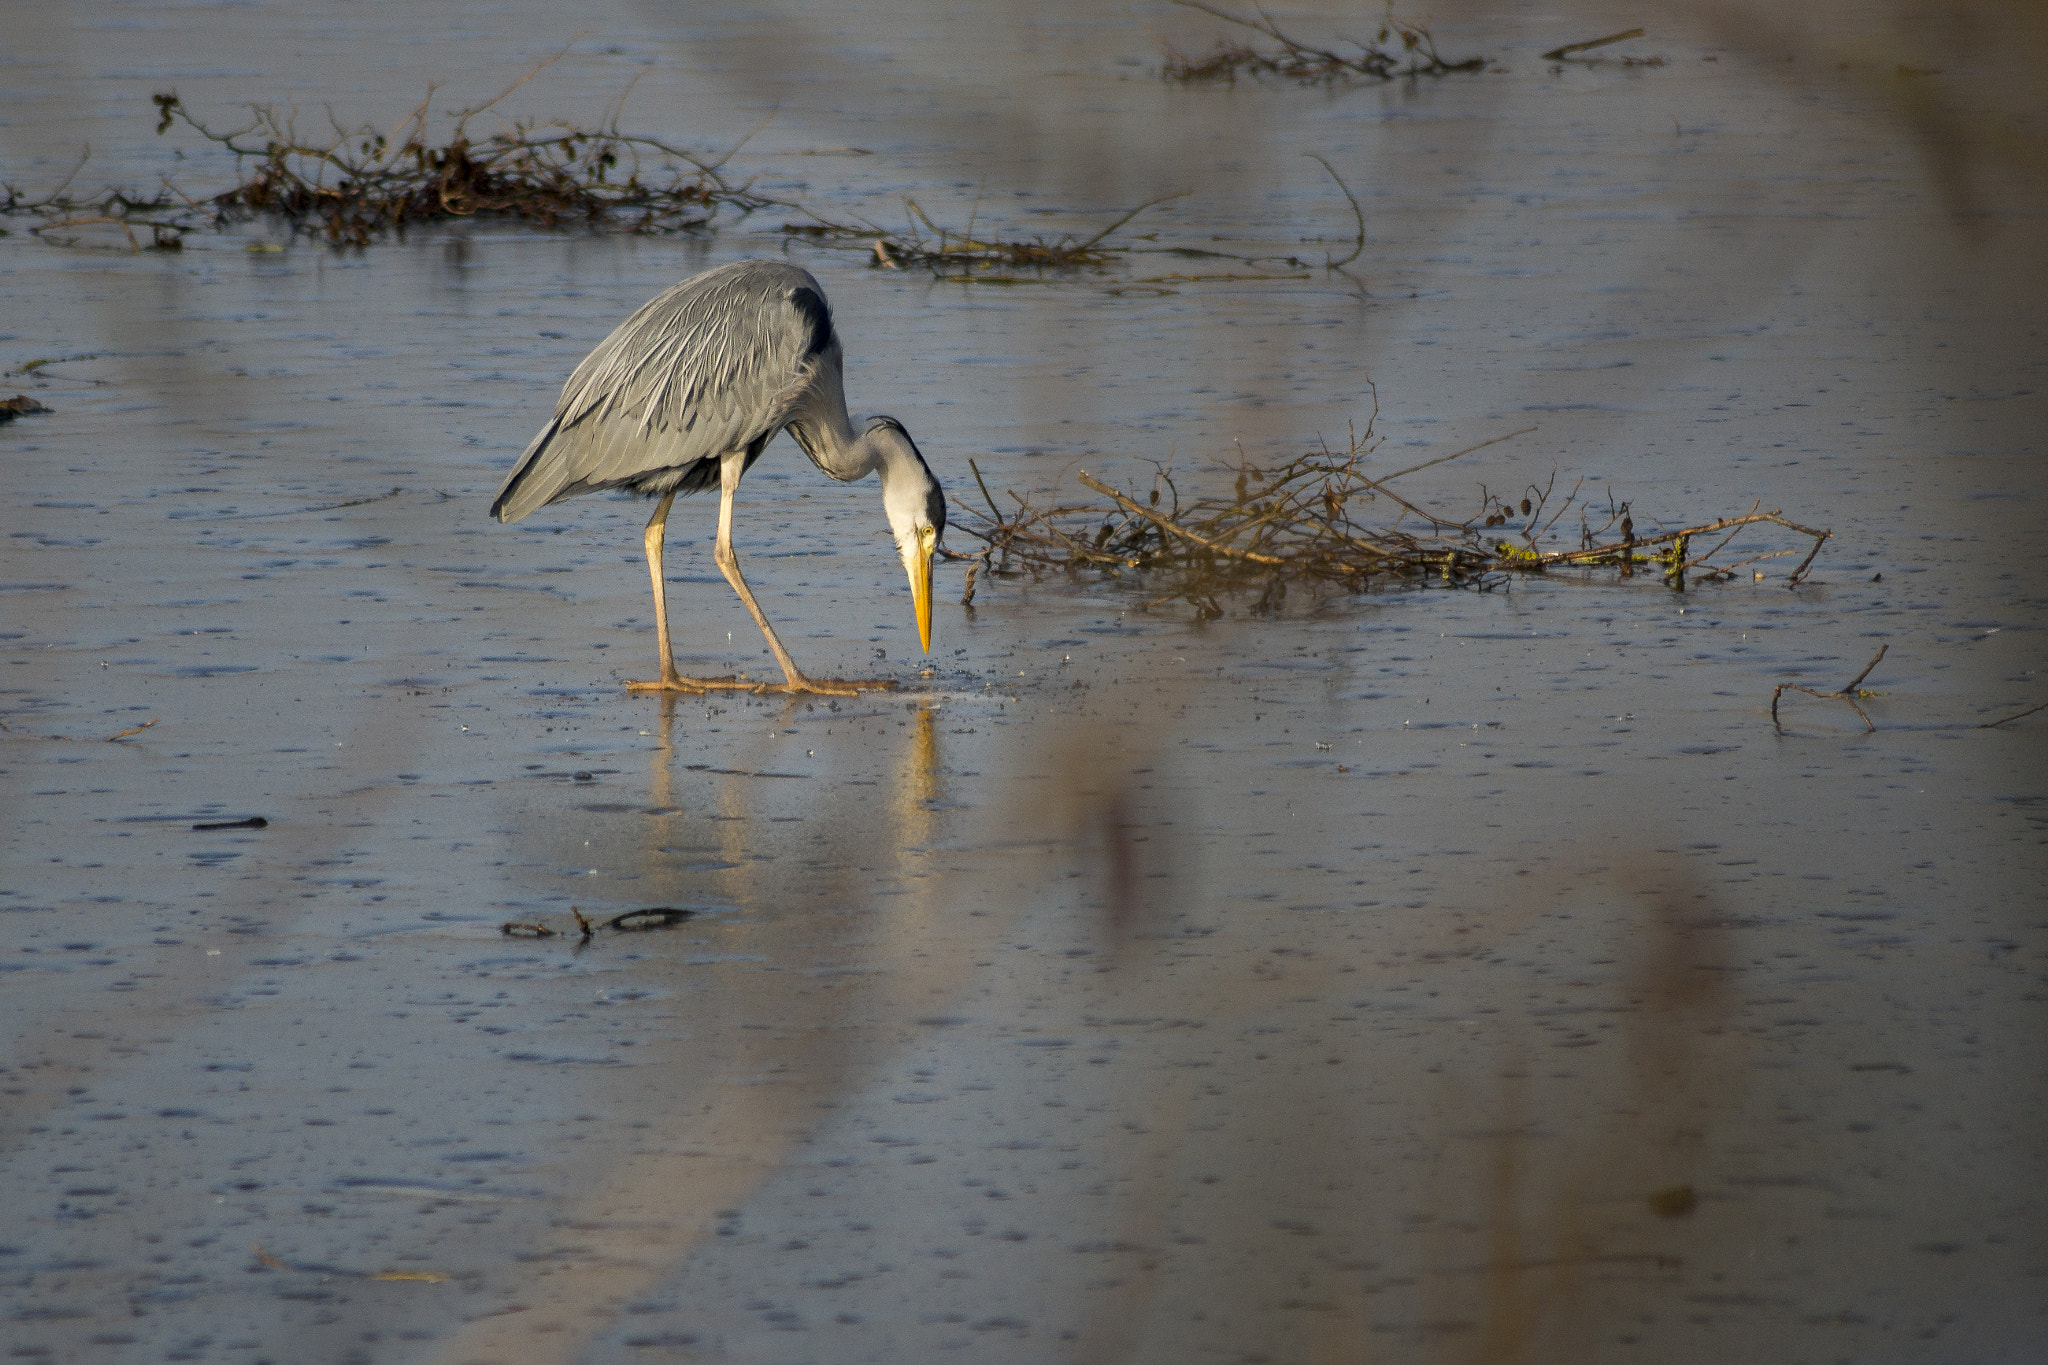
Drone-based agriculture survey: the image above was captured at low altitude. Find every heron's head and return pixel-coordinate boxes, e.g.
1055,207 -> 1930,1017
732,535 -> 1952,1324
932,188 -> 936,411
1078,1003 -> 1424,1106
868,416 -> 946,654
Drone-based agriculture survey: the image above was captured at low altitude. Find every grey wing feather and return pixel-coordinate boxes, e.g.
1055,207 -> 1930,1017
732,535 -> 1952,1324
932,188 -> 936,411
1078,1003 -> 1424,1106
491,260 -> 835,523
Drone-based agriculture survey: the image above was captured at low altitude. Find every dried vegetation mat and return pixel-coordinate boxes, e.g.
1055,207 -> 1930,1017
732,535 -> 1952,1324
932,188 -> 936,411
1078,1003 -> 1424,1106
781,192 -> 1197,280
4,38 -> 1376,276
5,52 -> 774,248
4,65 -> 1191,274
953,401 -> 1832,617
1162,1 -> 1486,83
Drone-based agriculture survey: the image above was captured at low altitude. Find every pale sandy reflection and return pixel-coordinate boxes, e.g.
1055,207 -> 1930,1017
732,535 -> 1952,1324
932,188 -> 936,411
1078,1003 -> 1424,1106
430,694 -> 973,1363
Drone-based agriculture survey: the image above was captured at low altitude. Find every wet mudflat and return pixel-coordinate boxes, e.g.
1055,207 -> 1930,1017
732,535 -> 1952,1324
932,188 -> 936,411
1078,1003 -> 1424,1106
3,2 -> 2045,1362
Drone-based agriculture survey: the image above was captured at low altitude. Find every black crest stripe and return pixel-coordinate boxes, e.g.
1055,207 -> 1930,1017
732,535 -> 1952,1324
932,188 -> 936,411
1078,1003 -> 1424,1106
790,287 -> 834,361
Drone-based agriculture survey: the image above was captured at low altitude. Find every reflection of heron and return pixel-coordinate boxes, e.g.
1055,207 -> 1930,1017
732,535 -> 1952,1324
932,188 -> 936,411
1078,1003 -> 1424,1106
491,260 -> 946,695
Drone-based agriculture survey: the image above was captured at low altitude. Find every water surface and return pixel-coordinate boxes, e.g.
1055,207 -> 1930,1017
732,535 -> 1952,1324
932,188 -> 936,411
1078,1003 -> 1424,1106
3,2 -> 2044,1361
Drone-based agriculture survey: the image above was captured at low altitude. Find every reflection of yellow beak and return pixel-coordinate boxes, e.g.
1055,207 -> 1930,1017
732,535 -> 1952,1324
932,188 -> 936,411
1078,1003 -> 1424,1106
907,537 -> 933,653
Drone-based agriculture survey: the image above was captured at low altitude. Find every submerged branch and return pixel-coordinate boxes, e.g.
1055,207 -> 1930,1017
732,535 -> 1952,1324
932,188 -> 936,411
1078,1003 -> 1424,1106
1541,28 -> 1665,67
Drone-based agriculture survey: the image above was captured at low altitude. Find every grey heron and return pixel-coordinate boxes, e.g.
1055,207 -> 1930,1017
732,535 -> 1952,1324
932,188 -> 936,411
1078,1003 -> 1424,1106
490,259 -> 946,696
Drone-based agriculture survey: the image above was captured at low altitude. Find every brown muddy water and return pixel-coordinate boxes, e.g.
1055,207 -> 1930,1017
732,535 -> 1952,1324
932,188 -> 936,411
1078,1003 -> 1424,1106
3,3 -> 2045,1362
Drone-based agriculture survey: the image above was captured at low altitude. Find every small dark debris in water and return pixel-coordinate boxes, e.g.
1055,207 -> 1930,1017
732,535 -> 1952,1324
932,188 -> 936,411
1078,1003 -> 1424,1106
573,771 -> 596,782
607,907 -> 693,931
192,816 -> 267,831
0,394 -> 53,423
1646,1184 -> 1697,1219
501,907 -> 694,937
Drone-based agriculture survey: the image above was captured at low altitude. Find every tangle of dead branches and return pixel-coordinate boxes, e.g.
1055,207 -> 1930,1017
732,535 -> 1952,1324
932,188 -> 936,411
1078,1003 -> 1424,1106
781,191 -> 1191,278
2,51 -> 776,248
6,77 -> 1186,268
1162,2 -> 1486,84
955,400 -> 1832,616
151,82 -> 772,246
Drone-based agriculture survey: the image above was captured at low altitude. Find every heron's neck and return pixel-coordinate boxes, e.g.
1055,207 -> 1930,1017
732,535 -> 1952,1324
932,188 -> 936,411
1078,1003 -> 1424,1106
795,400 -> 909,486
785,363 -> 872,482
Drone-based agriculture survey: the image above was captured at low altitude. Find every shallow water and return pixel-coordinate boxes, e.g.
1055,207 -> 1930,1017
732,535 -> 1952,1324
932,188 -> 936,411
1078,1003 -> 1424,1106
3,2 -> 2045,1362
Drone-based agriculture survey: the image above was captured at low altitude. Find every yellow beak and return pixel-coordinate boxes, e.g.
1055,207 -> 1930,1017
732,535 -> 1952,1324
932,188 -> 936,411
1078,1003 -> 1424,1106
907,537 -> 934,654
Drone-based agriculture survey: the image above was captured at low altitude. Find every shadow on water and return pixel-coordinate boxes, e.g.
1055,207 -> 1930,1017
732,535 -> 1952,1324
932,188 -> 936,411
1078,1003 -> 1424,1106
1029,741 -> 1762,1364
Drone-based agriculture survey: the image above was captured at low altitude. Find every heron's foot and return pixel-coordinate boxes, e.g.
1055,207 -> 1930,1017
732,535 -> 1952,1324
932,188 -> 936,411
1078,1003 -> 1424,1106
625,673 -> 899,697
764,675 -> 901,698
625,673 -> 749,694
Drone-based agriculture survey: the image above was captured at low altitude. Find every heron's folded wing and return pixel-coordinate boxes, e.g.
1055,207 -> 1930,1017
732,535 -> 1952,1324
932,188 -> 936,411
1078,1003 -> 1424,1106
491,262 -> 824,522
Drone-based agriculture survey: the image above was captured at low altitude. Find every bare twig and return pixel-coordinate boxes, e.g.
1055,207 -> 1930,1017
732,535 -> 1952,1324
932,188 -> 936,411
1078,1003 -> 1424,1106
1304,154 -> 1364,268
968,458 -> 1005,525
1078,471 -> 1286,566
5,354 -> 100,379
1771,645 -> 1888,733
1785,523 -> 1833,585
961,549 -> 991,607
1074,191 -> 1193,253
1978,700 -> 2048,730
1542,28 -> 1645,61
227,486 -> 405,520
1683,499 -> 1763,570
457,37 -> 583,125
1376,426 -> 1538,483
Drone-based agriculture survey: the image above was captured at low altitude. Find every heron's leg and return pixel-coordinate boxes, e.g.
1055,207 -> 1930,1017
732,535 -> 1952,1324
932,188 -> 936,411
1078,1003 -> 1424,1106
707,451 -> 862,696
638,492 -> 681,687
626,488 -> 754,693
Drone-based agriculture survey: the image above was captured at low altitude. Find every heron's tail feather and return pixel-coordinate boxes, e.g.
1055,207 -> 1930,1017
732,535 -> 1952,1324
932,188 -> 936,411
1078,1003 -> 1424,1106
490,417 -> 574,524
490,413 -> 724,522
